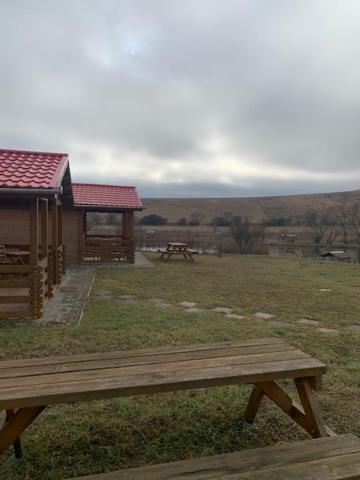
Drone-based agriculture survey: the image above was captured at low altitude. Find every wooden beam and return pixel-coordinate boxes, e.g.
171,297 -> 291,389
29,198 -> 39,266
0,406 -> 45,458
51,201 -> 58,283
57,204 -> 63,246
40,198 -> 48,260
244,384 -> 264,423
295,378 -> 327,438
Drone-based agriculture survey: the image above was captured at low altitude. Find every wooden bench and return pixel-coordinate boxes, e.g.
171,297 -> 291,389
68,434 -> 360,479
0,338 -> 329,459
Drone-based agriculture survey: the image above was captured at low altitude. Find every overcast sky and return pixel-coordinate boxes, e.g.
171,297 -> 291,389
1,1 -> 360,197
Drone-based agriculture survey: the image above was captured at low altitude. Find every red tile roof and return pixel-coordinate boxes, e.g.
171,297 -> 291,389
0,148 -> 69,189
72,183 -> 143,209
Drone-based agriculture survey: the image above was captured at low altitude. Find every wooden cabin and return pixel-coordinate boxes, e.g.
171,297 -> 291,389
0,148 -> 143,319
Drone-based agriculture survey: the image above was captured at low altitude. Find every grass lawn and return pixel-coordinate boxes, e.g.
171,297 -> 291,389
0,254 -> 359,479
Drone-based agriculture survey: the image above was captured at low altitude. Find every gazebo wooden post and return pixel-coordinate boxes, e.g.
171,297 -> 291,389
123,211 -> 135,264
30,198 -> 42,318
79,210 -> 86,262
51,201 -> 59,284
57,204 -> 64,275
39,198 -> 50,296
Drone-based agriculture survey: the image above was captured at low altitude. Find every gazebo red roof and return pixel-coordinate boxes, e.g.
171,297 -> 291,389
72,183 -> 143,209
0,148 -> 69,189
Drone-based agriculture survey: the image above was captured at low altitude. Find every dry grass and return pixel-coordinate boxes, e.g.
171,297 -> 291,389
0,254 -> 359,479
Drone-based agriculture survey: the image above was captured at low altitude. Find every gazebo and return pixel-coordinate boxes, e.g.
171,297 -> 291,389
0,148 -> 143,319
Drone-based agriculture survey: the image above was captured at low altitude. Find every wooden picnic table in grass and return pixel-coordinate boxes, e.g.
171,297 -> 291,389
158,242 -> 197,261
0,338 -> 330,459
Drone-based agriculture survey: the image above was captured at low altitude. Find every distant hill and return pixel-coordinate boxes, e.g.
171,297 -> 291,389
138,189 -> 360,224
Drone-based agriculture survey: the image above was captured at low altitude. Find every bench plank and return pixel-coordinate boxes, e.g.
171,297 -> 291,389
0,350 -> 310,389
68,434 -> 360,479
0,343 -> 297,379
0,339 -> 284,369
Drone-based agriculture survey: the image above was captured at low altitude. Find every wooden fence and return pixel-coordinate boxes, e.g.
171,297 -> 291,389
81,237 -> 134,263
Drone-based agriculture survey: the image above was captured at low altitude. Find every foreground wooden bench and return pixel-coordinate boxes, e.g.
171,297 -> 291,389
0,338 -> 329,458
68,434 -> 360,479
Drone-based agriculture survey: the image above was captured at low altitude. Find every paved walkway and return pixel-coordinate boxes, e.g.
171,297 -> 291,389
0,253 -> 154,328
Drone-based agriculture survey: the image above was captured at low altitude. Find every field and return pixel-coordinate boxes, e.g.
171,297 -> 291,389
0,254 -> 359,479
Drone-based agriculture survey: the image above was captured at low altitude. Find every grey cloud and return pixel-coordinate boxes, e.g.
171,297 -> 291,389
1,0 -> 360,195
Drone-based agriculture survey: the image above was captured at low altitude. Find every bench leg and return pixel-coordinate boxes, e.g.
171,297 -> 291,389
0,406 -> 45,458
244,379 -> 328,438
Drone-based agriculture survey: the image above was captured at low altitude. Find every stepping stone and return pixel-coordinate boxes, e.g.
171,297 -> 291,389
179,301 -> 197,308
269,320 -> 292,328
119,294 -> 137,300
212,307 -> 233,314
317,327 -> 339,335
185,307 -> 205,314
254,312 -> 274,319
157,303 -> 172,309
297,319 -> 320,327
346,325 -> 360,332
225,313 -> 245,320
150,298 -> 167,304
96,290 -> 113,296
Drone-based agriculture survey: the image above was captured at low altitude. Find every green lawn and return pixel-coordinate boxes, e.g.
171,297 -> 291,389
0,254 -> 359,479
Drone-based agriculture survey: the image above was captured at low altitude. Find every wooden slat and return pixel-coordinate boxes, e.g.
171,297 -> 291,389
0,357 -> 326,409
0,309 -> 31,319
0,296 -> 31,304
0,343 -> 296,379
0,265 -> 32,273
0,339 -> 284,370
0,278 -> 31,288
68,434 -> 360,480
0,350 -> 311,389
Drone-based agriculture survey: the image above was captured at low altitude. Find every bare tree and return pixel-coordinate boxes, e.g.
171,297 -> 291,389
333,205 -> 353,244
230,216 -> 266,253
303,207 -> 337,244
189,211 -> 205,226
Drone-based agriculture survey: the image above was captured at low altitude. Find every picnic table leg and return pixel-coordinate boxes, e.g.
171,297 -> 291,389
295,378 -> 327,438
0,406 -> 45,458
244,379 -> 328,438
244,385 -> 264,423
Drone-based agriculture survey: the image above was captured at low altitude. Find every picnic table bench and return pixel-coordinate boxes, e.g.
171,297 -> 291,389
159,242 -> 198,261
0,338 -> 331,459
69,434 -> 360,479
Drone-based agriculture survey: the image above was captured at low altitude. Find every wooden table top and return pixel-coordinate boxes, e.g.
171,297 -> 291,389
168,242 -> 188,247
0,339 -> 326,410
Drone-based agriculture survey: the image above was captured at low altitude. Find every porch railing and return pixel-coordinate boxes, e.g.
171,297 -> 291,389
81,236 -> 134,263
0,243 -> 64,319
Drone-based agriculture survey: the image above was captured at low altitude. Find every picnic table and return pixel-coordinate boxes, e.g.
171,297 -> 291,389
159,242 -> 197,261
0,338 -> 329,459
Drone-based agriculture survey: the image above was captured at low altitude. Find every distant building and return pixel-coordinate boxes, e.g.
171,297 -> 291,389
320,250 -> 351,262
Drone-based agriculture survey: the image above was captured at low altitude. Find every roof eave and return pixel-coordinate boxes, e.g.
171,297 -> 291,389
72,204 -> 144,212
0,187 -> 63,196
